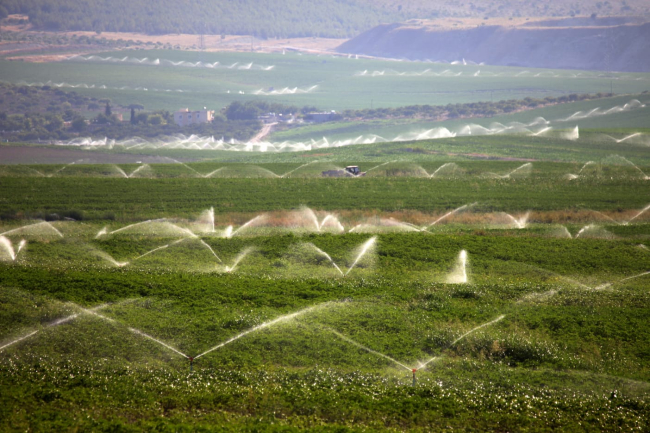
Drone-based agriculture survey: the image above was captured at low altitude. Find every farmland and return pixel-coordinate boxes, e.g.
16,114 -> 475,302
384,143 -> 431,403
1,40 -> 650,432
1,147 -> 650,431
1,210 -> 649,430
2,50 -> 650,113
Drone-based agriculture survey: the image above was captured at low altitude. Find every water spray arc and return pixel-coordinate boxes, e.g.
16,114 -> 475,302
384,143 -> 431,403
345,237 -> 377,277
324,314 -> 506,383
446,250 -> 469,284
325,327 -> 412,371
0,237 -> 27,261
1,221 -> 64,238
425,203 -> 477,228
193,302 -> 333,360
0,299 -> 137,353
303,243 -> 345,276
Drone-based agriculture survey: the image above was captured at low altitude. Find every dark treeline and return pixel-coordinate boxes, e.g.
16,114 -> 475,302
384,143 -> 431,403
340,93 -> 614,121
0,0 -> 405,38
0,28 -> 149,48
224,101 -> 317,120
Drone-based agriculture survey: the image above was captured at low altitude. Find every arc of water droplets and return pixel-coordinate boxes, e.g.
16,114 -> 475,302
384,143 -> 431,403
365,160 -> 398,174
626,204 -> 650,225
344,237 -> 377,276
304,243 -> 344,276
280,160 -> 319,178
427,162 -> 458,178
325,327 -> 412,371
70,303 -> 191,359
105,218 -> 167,235
128,328 -> 189,358
0,221 -> 64,238
224,247 -> 254,273
0,330 -> 39,352
199,239 -> 222,262
132,237 -> 219,262
323,314 -> 506,372
426,202 -> 477,228
418,315 -> 506,370
0,300 -> 134,352
502,211 -> 530,229
194,302 -> 331,359
114,164 -> 150,178
160,157 -> 204,176
593,271 -> 650,290
228,215 -> 266,237
0,237 -> 27,261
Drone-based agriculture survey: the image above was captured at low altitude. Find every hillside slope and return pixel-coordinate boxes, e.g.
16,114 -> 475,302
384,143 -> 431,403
3,0 -> 650,39
0,0 -> 400,38
338,21 -> 650,72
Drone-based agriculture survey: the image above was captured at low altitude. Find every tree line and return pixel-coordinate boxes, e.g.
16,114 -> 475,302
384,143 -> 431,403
0,0 -> 405,38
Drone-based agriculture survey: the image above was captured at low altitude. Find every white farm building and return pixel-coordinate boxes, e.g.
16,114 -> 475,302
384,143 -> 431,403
174,108 -> 215,126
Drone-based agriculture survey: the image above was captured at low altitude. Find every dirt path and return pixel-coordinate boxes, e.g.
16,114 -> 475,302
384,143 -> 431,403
250,122 -> 277,143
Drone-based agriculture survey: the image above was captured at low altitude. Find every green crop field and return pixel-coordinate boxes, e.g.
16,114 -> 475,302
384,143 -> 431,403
1,213 -> 650,430
2,50 -> 650,112
1,43 -> 650,431
1,158 -> 650,431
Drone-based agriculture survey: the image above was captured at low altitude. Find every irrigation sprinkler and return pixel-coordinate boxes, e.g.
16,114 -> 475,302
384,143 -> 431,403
412,368 -> 417,386
189,357 -> 194,372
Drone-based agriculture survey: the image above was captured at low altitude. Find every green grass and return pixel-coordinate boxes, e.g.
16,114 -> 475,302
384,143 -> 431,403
2,49 -> 649,112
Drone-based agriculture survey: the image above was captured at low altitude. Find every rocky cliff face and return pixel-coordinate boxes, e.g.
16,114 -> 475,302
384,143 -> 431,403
338,21 -> 650,72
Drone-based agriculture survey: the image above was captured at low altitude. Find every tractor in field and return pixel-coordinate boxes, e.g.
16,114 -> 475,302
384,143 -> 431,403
321,166 -> 366,177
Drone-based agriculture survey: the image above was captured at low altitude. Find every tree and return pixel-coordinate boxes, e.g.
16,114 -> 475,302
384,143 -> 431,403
45,115 -> 63,132
148,114 -> 163,125
104,102 -> 112,117
71,117 -> 86,132
135,112 -> 149,124
224,101 -> 259,120
130,108 -> 136,125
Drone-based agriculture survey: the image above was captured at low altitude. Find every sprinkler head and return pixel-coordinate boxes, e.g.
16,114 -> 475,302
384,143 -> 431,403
412,369 -> 417,373
188,357 -> 194,362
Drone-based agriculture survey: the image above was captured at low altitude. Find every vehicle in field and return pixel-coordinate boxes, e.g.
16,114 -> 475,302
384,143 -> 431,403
321,166 -> 366,177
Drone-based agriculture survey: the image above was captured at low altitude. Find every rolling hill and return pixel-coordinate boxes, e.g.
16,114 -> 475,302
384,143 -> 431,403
338,18 -> 650,72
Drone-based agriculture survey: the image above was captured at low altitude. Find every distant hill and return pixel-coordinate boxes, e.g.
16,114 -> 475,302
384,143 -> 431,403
338,19 -> 650,72
1,0 -> 649,39
0,0 -> 401,38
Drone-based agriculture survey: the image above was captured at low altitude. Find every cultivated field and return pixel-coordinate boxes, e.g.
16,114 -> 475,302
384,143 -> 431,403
1,143 -> 649,430
1,39 -> 649,432
1,193 -> 649,430
2,49 -> 649,113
